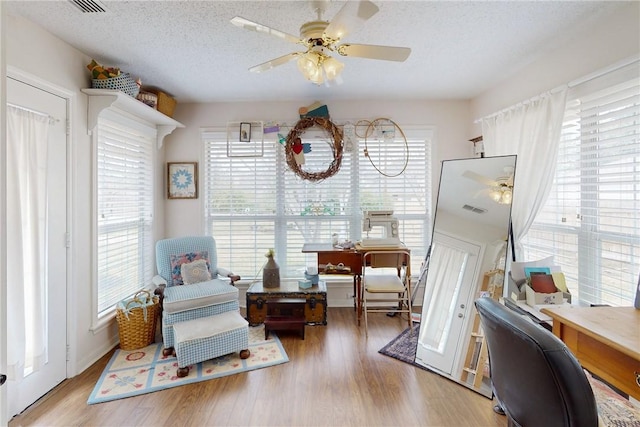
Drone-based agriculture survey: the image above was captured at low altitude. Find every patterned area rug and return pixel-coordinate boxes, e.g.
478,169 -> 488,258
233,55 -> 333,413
585,370 -> 640,426
88,325 -> 288,404
378,323 -> 428,371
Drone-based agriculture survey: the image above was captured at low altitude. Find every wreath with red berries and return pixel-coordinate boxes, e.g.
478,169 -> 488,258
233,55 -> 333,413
285,117 -> 344,182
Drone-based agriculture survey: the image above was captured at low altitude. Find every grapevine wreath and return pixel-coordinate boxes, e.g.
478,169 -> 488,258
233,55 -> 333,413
285,117 -> 344,182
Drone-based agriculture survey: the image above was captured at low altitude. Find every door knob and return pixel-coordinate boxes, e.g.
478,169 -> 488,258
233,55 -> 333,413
0,374 -> 6,386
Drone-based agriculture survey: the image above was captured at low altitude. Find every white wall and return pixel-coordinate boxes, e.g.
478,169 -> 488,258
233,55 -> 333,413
6,14 -> 118,376
469,1 -> 640,135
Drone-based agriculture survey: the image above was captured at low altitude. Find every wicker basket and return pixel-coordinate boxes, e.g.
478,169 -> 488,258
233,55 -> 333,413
149,90 -> 177,117
116,290 -> 159,350
92,73 -> 140,98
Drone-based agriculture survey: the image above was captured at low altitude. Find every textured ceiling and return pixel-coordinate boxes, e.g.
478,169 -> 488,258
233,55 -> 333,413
5,0 -> 627,103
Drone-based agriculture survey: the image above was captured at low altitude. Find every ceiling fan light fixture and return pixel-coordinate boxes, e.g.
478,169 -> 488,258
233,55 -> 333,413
322,56 -> 344,81
231,1 -> 411,84
309,69 -> 324,85
490,185 -> 513,205
490,187 -> 502,203
297,50 -> 344,85
297,51 -> 323,84
501,188 -> 513,205
296,52 -> 317,75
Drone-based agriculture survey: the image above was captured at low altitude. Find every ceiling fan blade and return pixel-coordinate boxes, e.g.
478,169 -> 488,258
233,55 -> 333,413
248,53 -> 300,73
338,43 -> 411,62
473,188 -> 489,199
324,0 -> 379,41
462,170 -> 498,187
231,16 -> 300,45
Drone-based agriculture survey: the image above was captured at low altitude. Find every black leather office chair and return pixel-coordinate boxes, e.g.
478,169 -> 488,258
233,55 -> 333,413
475,297 -> 598,427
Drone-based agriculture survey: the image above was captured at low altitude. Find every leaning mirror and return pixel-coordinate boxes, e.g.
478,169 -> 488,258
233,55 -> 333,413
414,155 -> 517,398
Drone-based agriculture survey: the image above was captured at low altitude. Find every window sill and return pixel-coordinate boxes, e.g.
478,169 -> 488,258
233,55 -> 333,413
90,307 -> 116,335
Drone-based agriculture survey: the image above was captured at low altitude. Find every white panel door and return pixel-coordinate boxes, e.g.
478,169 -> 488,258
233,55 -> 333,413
7,77 -> 68,417
415,232 -> 481,375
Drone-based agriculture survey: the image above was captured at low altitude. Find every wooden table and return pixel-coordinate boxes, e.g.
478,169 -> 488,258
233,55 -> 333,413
302,243 -> 410,324
541,306 -> 640,400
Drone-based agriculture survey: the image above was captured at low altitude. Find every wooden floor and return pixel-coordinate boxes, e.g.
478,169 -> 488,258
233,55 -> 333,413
9,308 -> 507,427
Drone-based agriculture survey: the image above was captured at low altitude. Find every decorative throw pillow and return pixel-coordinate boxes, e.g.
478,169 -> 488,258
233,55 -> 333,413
170,251 -> 209,286
181,259 -> 212,285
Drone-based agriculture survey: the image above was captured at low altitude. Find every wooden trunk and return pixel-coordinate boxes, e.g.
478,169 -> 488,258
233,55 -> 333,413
246,281 -> 327,326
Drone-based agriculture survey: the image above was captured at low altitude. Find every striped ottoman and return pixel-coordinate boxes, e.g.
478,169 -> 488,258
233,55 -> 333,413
173,310 -> 250,378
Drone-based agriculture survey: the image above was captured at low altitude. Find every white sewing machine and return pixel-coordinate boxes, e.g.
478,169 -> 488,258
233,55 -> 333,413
361,210 -> 401,247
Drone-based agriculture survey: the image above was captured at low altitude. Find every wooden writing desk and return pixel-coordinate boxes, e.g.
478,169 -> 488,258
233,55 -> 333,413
541,306 -> 640,400
301,243 -> 410,324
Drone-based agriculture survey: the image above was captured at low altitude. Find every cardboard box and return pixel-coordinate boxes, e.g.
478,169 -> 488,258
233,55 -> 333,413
525,285 -> 564,306
508,271 -> 527,300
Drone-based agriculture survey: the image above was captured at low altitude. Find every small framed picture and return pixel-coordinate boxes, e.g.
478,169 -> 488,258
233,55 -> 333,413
240,122 -> 251,142
167,162 -> 198,199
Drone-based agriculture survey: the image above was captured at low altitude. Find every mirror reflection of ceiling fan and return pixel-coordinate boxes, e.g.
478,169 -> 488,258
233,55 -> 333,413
463,166 -> 515,205
230,0 -> 411,85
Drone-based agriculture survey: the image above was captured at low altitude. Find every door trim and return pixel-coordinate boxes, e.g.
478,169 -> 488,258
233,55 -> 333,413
7,66 -> 76,376
1,5 -> 8,425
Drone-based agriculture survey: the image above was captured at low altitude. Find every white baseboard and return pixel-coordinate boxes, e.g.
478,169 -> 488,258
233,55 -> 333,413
75,339 -> 118,377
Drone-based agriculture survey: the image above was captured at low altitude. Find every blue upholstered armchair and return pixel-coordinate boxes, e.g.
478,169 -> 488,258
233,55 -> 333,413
153,236 -> 241,355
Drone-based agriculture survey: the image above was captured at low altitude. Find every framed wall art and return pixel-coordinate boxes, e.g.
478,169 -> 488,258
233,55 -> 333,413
240,122 -> 252,142
168,162 -> 198,199
226,121 -> 264,157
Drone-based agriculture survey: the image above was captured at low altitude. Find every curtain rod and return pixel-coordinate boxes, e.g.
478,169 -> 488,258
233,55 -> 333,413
474,55 -> 640,124
473,86 -> 566,124
7,103 -> 59,124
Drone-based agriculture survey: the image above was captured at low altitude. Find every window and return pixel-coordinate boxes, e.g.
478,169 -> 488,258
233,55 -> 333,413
521,62 -> 640,306
95,112 -> 155,317
202,126 -> 432,279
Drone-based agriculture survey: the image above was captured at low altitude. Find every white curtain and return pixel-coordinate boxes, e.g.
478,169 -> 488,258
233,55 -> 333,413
6,105 -> 50,380
481,88 -> 568,259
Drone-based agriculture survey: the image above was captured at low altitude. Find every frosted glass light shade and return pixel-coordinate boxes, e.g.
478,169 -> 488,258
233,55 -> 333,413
297,52 -> 324,84
323,56 -> 344,81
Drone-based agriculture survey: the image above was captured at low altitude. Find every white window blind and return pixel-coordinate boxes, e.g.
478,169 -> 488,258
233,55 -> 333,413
96,115 -> 155,315
521,62 -> 640,306
203,127 -> 432,279
359,132 -> 431,258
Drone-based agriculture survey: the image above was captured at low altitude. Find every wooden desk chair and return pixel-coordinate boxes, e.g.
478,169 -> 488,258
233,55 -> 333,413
361,250 -> 411,336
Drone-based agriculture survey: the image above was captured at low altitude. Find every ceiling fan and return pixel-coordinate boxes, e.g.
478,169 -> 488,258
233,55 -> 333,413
230,0 -> 411,85
463,166 -> 515,205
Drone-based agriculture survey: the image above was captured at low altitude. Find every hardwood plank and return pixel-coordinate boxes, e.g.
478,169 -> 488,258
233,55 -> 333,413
9,308 -> 506,427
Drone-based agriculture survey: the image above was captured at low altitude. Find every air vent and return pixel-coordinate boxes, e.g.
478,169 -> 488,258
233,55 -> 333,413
462,204 -> 487,214
69,0 -> 106,13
